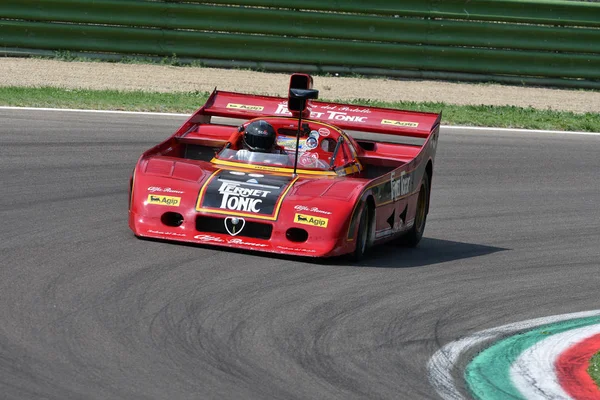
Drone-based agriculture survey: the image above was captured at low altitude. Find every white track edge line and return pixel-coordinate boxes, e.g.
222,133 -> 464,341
0,106 -> 188,117
440,125 -> 599,136
1,106 -> 598,136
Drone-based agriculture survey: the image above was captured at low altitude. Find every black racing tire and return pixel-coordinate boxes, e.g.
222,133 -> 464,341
351,203 -> 371,261
401,173 -> 430,248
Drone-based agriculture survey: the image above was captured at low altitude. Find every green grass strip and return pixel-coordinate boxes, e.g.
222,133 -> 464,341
589,351 -> 600,388
1,86 -> 599,132
0,86 -> 207,114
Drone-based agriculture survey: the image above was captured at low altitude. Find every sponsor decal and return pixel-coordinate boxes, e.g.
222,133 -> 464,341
227,238 -> 267,247
193,234 -> 223,243
197,170 -> 295,219
148,186 -> 184,194
276,245 -> 317,253
375,217 -> 405,239
249,165 -> 280,171
147,194 -> 181,207
294,205 -> 332,215
323,105 -> 372,114
391,171 -> 411,200
374,219 -> 414,239
193,234 -> 268,247
325,111 -> 367,123
277,132 -> 318,152
305,136 -> 318,149
306,103 -> 372,114
275,102 -> 368,123
226,103 -> 264,111
381,119 -> 419,128
294,213 -> 328,228
277,136 -> 305,151
318,128 -> 330,137
147,229 -> 186,237
224,217 -> 245,236
218,184 -> 267,212
298,152 -> 319,167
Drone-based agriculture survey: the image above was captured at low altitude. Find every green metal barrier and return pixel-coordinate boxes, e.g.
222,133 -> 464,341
0,0 -> 599,87
2,0 -> 599,54
150,0 -> 600,27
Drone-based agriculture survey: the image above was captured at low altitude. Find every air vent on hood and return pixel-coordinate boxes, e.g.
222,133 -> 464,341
293,180 -> 335,197
145,159 -> 174,176
321,181 -> 362,201
172,162 -> 204,182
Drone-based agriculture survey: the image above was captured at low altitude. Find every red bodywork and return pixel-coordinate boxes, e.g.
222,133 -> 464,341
129,76 -> 441,257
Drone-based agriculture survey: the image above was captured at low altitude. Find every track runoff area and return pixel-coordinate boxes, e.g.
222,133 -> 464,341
4,106 -> 600,399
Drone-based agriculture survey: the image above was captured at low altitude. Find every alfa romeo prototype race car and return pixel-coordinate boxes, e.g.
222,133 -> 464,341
129,74 -> 440,259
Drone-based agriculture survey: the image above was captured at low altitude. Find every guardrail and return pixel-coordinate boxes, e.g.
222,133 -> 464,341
1,0 -> 599,88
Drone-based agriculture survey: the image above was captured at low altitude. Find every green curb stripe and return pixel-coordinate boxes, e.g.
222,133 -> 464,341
465,316 -> 600,400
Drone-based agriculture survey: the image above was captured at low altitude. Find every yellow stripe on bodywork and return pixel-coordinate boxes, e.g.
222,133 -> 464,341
211,158 -> 337,176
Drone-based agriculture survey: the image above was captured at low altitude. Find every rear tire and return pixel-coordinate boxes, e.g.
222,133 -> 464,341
351,204 -> 370,261
401,173 -> 430,247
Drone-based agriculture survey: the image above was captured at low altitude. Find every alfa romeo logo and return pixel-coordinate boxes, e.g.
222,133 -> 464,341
224,217 -> 245,236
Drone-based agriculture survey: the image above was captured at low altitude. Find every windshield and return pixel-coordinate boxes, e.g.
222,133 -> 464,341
216,147 -> 332,171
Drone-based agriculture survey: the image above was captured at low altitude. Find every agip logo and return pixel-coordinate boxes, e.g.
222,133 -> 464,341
381,119 -> 419,128
294,213 -> 328,228
147,194 -> 181,207
226,103 -> 264,111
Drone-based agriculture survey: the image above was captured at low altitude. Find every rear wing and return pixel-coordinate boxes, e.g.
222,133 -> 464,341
191,90 -> 441,140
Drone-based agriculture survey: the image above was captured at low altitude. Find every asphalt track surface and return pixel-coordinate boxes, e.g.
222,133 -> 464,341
1,108 -> 598,400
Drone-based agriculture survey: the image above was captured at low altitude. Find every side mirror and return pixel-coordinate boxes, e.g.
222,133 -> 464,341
288,74 -> 319,176
288,73 -> 318,115
289,88 -> 319,100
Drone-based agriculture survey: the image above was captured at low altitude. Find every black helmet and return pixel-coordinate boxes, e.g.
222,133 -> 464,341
243,120 -> 276,152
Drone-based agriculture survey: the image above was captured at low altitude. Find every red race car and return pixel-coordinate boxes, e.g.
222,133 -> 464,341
129,74 -> 441,259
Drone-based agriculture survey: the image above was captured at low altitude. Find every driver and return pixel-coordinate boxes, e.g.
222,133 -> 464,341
236,120 -> 287,162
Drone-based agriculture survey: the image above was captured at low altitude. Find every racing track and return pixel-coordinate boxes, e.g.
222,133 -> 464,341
1,108 -> 599,399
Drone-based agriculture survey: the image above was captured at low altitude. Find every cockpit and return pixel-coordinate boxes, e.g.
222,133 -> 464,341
213,117 -> 361,174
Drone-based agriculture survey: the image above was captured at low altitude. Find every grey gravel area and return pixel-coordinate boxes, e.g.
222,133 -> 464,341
1,57 -> 599,113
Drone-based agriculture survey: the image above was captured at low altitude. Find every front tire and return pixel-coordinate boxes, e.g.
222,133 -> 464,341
401,173 -> 430,247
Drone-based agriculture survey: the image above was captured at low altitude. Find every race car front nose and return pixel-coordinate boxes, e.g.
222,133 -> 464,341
196,215 -> 273,240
